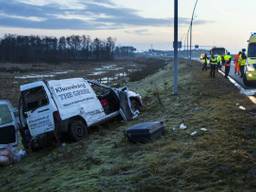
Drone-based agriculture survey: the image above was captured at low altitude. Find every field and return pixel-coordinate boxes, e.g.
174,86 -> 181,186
1,58 -> 256,191
0,57 -> 168,106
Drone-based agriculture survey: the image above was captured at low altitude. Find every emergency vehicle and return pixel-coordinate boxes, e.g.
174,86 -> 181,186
244,33 -> 256,85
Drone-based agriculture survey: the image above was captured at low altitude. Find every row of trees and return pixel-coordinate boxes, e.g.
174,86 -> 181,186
0,34 -> 116,63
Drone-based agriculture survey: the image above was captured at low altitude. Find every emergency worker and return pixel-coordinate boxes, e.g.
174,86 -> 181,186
202,53 -> 208,71
210,53 -> 217,78
239,49 -> 247,78
224,52 -> 232,78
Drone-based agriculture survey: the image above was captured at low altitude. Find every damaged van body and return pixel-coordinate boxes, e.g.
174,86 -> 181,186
0,100 -> 19,149
19,78 -> 142,150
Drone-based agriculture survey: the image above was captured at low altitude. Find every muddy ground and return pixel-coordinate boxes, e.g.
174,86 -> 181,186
0,57 -> 168,106
1,59 -> 256,191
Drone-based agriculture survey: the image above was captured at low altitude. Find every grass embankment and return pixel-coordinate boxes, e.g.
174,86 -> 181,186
1,60 -> 256,192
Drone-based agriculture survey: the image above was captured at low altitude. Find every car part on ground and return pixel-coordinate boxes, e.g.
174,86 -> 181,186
125,121 -> 165,143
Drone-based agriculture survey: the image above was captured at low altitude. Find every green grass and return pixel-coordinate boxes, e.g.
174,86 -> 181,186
1,60 -> 256,192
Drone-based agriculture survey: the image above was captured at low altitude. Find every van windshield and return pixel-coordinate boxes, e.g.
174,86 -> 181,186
0,104 -> 13,126
211,48 -> 226,55
248,43 -> 256,57
22,86 -> 49,112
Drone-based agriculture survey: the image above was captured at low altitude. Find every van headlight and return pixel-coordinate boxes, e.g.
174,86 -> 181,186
247,65 -> 255,72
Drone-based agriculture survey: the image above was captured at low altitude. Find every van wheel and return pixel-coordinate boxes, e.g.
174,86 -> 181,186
130,98 -> 141,113
69,119 -> 88,142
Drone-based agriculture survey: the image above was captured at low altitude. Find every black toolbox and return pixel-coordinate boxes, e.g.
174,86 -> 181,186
126,121 -> 165,143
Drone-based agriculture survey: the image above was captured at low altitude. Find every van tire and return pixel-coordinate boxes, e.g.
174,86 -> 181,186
69,119 -> 88,142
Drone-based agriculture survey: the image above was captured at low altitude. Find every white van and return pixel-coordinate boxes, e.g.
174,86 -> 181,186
0,100 -> 19,149
18,78 -> 142,150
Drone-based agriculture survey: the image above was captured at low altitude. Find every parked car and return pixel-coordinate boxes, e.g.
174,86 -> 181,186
18,78 -> 142,151
0,100 -> 19,149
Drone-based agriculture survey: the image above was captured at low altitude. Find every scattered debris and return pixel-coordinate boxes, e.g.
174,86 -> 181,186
200,128 -> 208,132
0,146 -> 26,166
179,123 -> 187,130
239,106 -> 246,111
190,131 -> 198,136
126,121 -> 165,143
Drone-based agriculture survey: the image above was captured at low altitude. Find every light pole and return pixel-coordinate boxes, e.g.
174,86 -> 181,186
189,0 -> 199,65
173,0 -> 178,95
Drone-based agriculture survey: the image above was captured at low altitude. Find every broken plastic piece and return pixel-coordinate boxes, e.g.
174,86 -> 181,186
179,123 -> 187,130
239,106 -> 246,111
190,131 -> 198,136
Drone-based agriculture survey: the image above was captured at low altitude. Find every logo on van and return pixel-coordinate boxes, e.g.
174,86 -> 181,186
55,83 -> 87,94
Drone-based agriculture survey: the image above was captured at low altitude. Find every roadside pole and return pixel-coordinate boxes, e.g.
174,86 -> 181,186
189,0 -> 199,65
173,0 -> 179,95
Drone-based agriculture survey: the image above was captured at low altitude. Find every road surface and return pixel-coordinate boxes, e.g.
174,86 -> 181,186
220,62 -> 256,96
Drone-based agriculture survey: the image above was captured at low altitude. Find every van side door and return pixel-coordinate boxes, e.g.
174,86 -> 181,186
21,83 -> 56,138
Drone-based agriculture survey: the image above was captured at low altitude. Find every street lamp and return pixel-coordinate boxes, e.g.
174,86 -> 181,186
189,0 -> 199,65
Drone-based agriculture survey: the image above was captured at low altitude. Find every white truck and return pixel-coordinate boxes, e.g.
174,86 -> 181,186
18,78 -> 142,150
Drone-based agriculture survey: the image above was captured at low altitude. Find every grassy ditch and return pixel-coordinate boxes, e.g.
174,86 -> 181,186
1,60 -> 256,192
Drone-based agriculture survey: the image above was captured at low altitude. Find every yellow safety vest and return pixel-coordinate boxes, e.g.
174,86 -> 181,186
239,55 -> 246,66
224,55 -> 232,62
217,55 -> 222,63
210,57 -> 217,64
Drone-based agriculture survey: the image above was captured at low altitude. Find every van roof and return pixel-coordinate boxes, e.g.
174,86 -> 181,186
20,78 -> 87,91
20,80 -> 45,92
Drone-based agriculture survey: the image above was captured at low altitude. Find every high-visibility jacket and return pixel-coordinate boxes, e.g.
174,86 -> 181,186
239,54 -> 246,66
210,56 -> 217,64
224,55 -> 232,66
217,55 -> 222,64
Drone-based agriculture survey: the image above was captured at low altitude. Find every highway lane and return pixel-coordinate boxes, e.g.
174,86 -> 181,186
220,62 -> 256,96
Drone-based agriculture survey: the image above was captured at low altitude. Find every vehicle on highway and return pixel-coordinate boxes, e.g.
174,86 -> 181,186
244,33 -> 256,86
0,100 -> 19,149
18,78 -> 142,151
210,47 -> 227,57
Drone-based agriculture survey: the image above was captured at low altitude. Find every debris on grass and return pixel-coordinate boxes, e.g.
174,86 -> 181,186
200,128 -> 208,132
179,123 -> 187,130
190,131 -> 198,136
239,105 -> 246,111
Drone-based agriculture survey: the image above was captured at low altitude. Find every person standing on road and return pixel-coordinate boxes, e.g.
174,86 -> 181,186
217,54 -> 222,69
202,53 -> 208,71
224,52 -> 232,78
210,53 -> 217,78
239,49 -> 247,78
234,52 -> 241,75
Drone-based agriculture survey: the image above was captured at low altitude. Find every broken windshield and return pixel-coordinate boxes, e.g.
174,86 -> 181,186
0,104 -> 13,126
248,43 -> 256,58
22,86 -> 49,112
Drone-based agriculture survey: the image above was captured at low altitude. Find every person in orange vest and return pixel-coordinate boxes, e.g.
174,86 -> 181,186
234,52 -> 241,75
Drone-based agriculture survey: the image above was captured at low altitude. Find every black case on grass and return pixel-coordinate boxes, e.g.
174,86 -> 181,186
126,121 -> 165,143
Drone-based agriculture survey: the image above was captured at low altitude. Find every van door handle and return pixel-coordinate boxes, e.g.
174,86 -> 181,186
38,109 -> 50,113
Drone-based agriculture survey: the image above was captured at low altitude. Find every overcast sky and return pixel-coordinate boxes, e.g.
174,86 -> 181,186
0,0 -> 254,52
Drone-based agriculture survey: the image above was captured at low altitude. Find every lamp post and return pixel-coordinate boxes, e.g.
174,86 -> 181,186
173,0 -> 178,95
189,0 -> 199,65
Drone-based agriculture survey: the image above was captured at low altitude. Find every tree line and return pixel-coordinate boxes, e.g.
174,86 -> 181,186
0,34 -> 116,63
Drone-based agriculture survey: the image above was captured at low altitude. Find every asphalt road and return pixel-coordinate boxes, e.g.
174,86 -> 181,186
220,62 -> 256,95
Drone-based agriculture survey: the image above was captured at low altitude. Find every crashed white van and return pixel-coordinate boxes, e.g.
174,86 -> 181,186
0,100 -> 19,149
19,78 -> 142,150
